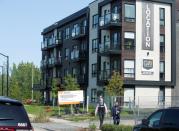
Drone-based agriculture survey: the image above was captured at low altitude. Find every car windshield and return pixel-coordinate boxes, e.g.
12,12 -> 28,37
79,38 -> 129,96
0,102 -> 30,127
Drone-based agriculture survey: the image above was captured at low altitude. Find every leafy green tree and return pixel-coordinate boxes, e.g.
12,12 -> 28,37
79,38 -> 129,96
52,78 -> 59,107
9,62 -> 41,102
63,75 -> 80,114
63,75 -> 80,91
106,71 -> 124,96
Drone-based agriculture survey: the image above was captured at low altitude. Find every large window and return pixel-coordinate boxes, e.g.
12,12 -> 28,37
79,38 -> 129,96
160,35 -> 165,52
92,14 -> 99,28
160,8 -> 165,26
65,48 -> 69,60
160,61 -> 165,81
65,27 -> 70,39
124,4 -> 135,22
112,32 -> 120,49
124,32 -> 135,50
91,89 -> 97,103
92,64 -> 97,77
92,39 -> 98,53
124,60 -> 135,78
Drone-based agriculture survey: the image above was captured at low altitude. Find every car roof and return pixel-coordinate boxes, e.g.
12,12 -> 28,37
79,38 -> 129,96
0,96 -> 22,106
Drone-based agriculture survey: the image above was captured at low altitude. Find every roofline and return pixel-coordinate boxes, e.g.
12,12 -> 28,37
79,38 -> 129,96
42,7 -> 88,35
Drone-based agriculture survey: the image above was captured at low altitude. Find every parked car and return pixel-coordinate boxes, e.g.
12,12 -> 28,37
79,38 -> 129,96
133,107 -> 179,131
0,96 -> 33,131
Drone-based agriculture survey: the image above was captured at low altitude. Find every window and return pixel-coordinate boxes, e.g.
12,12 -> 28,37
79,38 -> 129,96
112,32 -> 120,49
92,39 -> 98,53
91,89 -> 97,103
92,14 -> 99,28
160,35 -> 165,52
65,27 -> 70,39
124,60 -> 135,78
65,48 -> 69,60
64,69 -> 69,77
160,8 -> 165,26
160,61 -> 165,81
148,111 -> 163,128
124,32 -> 135,50
111,59 -> 119,71
72,68 -> 77,78
92,64 -> 97,77
125,4 -> 135,22
57,31 -> 62,40
161,109 -> 179,126
72,24 -> 80,37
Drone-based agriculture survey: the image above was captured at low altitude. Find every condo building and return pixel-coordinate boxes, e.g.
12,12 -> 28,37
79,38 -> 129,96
40,0 -> 176,107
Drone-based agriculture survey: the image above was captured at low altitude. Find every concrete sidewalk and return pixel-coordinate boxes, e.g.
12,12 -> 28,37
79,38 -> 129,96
49,117 -> 135,128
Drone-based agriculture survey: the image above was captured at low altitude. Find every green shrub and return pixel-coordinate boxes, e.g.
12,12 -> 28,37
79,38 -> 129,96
33,109 -> 49,123
89,104 -> 95,116
101,124 -> 115,131
89,123 -> 96,131
101,124 -> 133,131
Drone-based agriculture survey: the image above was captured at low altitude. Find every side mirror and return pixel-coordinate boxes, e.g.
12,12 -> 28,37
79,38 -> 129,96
142,118 -> 149,126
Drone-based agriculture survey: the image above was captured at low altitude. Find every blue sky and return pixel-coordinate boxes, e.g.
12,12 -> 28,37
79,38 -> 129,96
0,0 -> 93,67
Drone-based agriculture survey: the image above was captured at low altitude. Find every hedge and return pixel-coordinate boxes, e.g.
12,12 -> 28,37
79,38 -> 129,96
101,124 -> 133,131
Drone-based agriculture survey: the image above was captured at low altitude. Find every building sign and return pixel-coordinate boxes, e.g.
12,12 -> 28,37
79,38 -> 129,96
141,59 -> 154,75
58,90 -> 84,105
142,3 -> 154,50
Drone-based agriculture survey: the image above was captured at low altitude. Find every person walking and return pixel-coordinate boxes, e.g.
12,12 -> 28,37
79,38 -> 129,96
95,95 -> 108,129
112,102 -> 121,125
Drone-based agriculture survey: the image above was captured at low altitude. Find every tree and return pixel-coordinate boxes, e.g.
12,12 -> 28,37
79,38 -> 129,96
106,71 -> 124,107
63,75 -> 80,91
9,62 -> 41,102
51,78 -> 59,107
63,75 -> 80,114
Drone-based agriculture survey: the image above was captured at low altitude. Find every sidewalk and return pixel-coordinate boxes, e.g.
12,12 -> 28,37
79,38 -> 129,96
49,117 -> 135,128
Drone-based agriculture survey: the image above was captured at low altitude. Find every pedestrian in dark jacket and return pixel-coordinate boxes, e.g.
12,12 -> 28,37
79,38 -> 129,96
112,102 -> 121,125
95,96 -> 108,129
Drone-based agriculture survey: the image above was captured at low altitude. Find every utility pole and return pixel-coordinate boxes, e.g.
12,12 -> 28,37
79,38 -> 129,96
31,64 -> 34,101
0,53 -> 9,96
0,66 -> 4,96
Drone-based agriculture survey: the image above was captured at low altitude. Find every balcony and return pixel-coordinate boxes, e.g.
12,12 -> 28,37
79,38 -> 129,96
77,74 -> 88,85
41,41 -> 48,51
41,59 -> 48,69
98,69 -> 120,84
71,50 -> 87,62
48,38 -> 62,49
41,38 -> 62,51
71,26 -> 87,40
99,41 -> 121,55
99,13 -> 121,30
54,57 -> 62,66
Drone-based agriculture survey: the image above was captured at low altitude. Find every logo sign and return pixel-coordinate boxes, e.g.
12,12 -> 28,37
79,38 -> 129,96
143,59 -> 153,70
58,90 -> 84,105
142,59 -> 154,75
142,3 -> 154,50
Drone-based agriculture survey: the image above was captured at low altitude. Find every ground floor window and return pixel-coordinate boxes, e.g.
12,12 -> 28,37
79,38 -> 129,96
91,89 -> 97,103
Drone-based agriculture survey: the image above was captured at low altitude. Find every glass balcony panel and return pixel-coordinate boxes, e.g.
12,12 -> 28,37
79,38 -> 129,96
99,13 -> 120,27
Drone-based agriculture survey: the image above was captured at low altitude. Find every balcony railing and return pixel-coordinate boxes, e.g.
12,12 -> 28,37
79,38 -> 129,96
99,41 -> 121,54
72,26 -> 87,39
77,74 -> 88,84
99,13 -> 121,27
41,38 -> 62,50
98,69 -> 119,82
41,59 -> 48,68
71,50 -> 87,61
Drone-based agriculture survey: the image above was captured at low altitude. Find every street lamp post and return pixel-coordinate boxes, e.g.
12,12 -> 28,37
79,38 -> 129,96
0,66 -> 4,96
0,53 -> 9,96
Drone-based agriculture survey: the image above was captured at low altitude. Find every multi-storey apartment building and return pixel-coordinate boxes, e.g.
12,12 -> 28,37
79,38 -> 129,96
40,8 -> 89,103
40,0 -> 176,106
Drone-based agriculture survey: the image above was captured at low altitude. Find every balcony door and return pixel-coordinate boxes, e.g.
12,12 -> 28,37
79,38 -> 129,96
112,32 -> 120,49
